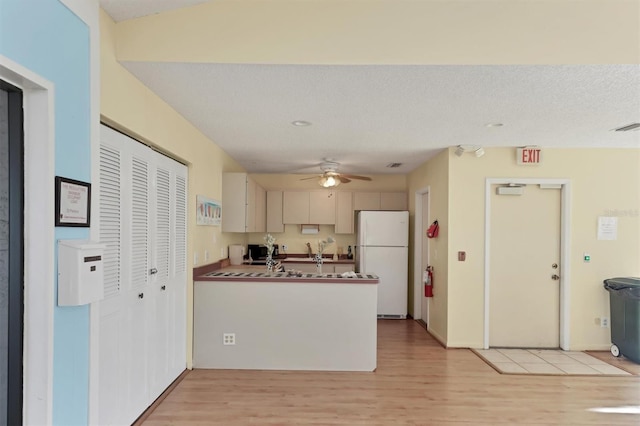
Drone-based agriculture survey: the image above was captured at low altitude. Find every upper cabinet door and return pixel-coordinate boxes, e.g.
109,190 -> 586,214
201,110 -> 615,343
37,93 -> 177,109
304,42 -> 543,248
254,184 -> 266,233
335,191 -> 354,234
354,192 -> 381,211
309,191 -> 336,224
380,192 -> 407,210
283,191 -> 310,224
266,191 -> 284,233
221,173 -> 249,232
245,177 -> 257,232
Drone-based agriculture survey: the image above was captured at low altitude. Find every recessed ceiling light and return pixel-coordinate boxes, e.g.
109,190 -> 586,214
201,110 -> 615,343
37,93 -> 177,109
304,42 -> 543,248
291,120 -> 312,127
486,123 -> 504,128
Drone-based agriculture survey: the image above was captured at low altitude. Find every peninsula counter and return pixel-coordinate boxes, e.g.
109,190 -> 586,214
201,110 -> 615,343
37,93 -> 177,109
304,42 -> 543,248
194,266 -> 378,372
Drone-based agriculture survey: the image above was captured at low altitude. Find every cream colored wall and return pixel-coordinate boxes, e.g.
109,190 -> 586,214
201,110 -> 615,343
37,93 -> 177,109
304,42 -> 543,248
100,9 -> 247,368
447,148 -> 640,349
408,149 -> 449,344
248,225 -> 355,258
114,0 -> 639,64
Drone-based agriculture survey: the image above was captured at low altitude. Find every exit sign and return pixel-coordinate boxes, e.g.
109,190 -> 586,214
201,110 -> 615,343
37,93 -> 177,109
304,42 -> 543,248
517,147 -> 542,165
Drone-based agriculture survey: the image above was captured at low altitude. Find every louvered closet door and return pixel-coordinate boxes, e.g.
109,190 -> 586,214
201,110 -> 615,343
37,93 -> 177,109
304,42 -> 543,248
149,153 -> 188,397
97,125 -> 187,426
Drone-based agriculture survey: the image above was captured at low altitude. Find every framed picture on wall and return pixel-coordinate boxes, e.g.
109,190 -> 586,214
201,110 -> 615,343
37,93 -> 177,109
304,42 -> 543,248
55,176 -> 91,227
196,195 -> 222,226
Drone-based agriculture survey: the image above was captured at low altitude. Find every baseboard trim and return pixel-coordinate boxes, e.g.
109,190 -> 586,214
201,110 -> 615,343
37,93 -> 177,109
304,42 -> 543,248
426,328 -> 448,348
132,369 -> 190,426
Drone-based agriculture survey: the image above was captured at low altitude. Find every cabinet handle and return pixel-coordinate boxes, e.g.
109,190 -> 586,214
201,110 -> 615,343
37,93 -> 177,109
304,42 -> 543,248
161,285 -> 166,291
138,293 -> 144,299
149,268 -> 158,275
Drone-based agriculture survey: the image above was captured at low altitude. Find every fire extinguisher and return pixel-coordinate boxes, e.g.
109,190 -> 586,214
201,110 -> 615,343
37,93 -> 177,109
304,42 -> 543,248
424,266 -> 434,298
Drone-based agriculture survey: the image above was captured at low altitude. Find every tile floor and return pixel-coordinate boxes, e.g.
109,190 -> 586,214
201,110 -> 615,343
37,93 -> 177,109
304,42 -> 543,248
474,348 -> 632,375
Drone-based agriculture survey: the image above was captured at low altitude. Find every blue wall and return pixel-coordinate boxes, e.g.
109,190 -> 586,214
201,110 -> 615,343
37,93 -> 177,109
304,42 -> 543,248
0,1 -> 91,424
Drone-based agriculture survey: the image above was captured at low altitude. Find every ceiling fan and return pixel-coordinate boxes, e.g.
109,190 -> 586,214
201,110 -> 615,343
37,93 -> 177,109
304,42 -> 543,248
299,161 -> 372,188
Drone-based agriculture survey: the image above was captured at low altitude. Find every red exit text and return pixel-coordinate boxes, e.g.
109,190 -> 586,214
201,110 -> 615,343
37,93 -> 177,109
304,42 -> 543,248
517,147 -> 542,165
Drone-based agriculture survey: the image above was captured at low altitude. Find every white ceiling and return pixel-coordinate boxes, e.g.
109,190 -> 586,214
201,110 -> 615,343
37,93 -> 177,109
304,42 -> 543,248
100,0 -> 211,22
101,1 -> 640,176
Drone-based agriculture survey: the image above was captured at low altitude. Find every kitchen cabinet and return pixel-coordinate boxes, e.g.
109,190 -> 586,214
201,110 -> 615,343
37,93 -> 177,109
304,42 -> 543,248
266,190 -> 284,233
335,191 -> 354,234
354,192 -> 380,211
282,191 -> 309,224
381,192 -> 407,210
309,191 -> 336,224
255,185 -> 266,232
354,191 -> 407,211
283,190 -> 336,224
334,264 -> 355,273
282,261 -> 355,273
222,172 -> 266,232
283,261 -> 318,273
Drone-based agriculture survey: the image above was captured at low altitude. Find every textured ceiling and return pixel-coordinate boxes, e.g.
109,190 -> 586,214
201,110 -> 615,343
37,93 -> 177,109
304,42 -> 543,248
101,0 -> 640,176
121,62 -> 640,174
100,0 -> 211,22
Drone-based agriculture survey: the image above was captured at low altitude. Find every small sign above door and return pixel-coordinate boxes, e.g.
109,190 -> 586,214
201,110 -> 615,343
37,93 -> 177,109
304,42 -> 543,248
516,147 -> 543,165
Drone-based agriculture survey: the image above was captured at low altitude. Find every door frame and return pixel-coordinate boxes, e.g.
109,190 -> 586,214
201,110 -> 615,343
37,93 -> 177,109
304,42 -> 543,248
484,178 -> 571,350
2,78 -> 24,426
413,186 -> 430,321
0,55 -> 55,426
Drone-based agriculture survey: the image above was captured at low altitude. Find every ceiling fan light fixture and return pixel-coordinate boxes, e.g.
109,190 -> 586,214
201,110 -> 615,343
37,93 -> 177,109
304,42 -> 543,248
319,175 -> 340,188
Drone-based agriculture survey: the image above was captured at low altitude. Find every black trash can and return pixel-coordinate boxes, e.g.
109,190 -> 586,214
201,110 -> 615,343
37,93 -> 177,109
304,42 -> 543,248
603,277 -> 640,364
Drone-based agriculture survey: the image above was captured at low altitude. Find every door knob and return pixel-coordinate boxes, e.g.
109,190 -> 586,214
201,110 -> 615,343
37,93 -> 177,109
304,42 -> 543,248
551,263 -> 558,269
551,274 -> 560,281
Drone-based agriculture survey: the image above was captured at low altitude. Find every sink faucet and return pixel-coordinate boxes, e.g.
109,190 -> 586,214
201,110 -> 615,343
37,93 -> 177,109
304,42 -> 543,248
306,242 -> 313,258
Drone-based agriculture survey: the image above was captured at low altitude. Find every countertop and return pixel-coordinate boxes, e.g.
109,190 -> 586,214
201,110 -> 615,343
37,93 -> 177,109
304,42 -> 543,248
195,265 -> 378,284
246,254 -> 355,265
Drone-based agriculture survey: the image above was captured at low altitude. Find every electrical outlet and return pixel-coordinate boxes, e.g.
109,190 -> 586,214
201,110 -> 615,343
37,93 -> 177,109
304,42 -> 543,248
601,317 -> 609,328
282,244 -> 288,251
223,333 -> 236,345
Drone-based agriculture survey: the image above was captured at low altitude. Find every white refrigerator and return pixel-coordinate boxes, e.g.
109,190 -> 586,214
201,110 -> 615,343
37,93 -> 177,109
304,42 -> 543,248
356,210 -> 409,318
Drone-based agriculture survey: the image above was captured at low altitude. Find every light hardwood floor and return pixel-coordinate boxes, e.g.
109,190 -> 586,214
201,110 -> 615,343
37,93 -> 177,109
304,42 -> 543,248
142,320 -> 640,425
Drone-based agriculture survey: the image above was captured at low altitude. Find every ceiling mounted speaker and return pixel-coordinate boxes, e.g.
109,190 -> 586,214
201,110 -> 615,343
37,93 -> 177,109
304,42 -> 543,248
455,145 -> 484,157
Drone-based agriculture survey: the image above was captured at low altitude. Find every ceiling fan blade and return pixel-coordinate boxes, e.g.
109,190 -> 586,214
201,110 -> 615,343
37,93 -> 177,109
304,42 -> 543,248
338,176 -> 351,184
340,174 -> 372,181
299,175 -> 320,181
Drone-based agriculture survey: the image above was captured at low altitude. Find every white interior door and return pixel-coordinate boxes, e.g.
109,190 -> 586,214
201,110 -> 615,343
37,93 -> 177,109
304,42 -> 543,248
489,184 -> 561,348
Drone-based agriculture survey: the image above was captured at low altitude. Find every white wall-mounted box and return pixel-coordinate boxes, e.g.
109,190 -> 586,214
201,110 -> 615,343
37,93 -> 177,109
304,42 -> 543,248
58,240 -> 106,306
